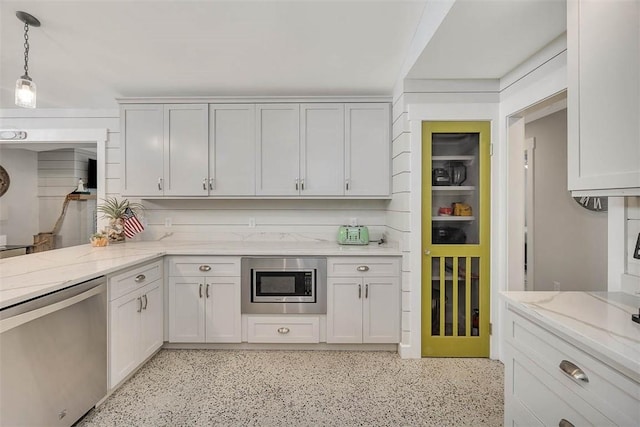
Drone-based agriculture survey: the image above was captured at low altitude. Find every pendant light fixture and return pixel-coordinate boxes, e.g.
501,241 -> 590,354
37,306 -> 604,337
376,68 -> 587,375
15,11 -> 41,109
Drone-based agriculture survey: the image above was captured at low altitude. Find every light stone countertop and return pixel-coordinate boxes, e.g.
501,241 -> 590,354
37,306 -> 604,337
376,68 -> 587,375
0,240 -> 401,309
501,291 -> 640,383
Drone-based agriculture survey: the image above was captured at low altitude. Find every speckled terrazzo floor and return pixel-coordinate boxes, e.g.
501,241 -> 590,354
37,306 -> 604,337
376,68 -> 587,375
77,350 -> 504,427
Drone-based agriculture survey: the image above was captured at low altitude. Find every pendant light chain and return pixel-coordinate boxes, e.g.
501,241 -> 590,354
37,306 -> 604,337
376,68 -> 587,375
23,22 -> 30,78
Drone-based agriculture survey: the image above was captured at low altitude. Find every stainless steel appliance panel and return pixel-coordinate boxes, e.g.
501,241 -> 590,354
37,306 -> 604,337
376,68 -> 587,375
0,277 -> 107,427
241,257 -> 327,314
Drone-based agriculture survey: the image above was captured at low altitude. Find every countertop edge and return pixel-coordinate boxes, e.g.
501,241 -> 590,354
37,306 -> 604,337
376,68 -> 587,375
500,292 -> 640,383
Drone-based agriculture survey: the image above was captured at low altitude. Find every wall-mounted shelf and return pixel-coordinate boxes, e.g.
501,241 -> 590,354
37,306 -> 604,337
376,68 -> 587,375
432,186 -> 475,195
432,216 -> 476,222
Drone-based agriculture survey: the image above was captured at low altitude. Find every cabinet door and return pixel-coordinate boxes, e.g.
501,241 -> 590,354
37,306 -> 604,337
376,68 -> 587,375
209,104 -> 256,196
139,280 -> 163,361
300,104 -> 345,196
567,0 -> 640,192
204,277 -> 241,343
345,103 -> 391,196
256,104 -> 300,195
363,277 -> 400,343
121,104 -> 164,196
163,104 -> 209,196
326,278 -> 363,343
168,277 -> 205,342
109,291 -> 141,387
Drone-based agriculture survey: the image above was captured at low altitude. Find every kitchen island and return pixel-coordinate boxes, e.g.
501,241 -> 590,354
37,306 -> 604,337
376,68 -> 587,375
501,291 -> 640,426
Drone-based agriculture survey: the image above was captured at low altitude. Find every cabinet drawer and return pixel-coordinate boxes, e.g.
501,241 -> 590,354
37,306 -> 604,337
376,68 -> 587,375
247,316 -> 319,343
327,257 -> 399,277
109,259 -> 163,301
505,344 -> 614,427
505,307 -> 640,425
169,256 -> 240,277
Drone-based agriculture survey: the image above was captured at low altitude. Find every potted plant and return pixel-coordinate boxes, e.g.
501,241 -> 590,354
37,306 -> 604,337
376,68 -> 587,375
90,232 -> 108,247
97,197 -> 144,243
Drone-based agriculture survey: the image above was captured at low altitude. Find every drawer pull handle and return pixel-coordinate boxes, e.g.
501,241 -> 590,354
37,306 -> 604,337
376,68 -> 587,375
277,327 -> 290,334
199,265 -> 211,272
358,284 -> 362,299
137,297 -> 142,313
142,294 -> 148,310
559,360 -> 589,383
365,283 -> 369,298
206,284 -> 210,298
357,265 -> 369,272
134,274 -> 146,283
559,419 -> 575,427
199,284 -> 203,298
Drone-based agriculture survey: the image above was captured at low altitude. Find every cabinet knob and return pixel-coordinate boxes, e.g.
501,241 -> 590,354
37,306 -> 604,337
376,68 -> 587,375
424,250 -> 431,256
209,178 -> 215,190
301,179 -> 305,190
199,284 -> 203,298
357,265 -> 369,272
295,178 -> 299,191
365,283 -> 369,298
134,274 -> 146,283
358,284 -> 362,299
345,179 -> 350,191
199,265 -> 212,272
202,178 -> 207,190
157,177 -> 163,191
559,360 -> 589,383
277,327 -> 290,334
142,294 -> 148,310
137,297 -> 142,313
206,283 -> 210,298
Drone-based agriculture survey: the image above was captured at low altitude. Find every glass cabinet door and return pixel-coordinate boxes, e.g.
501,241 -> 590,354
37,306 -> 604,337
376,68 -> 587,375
422,121 -> 490,358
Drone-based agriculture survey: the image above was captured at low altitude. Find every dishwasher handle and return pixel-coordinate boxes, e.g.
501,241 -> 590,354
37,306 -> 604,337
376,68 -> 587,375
0,277 -> 106,334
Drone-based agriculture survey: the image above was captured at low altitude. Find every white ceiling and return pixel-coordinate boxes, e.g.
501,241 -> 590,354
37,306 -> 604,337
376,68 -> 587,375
0,0 -> 567,110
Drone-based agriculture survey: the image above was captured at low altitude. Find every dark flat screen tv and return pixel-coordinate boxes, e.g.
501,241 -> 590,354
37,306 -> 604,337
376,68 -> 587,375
87,158 -> 97,189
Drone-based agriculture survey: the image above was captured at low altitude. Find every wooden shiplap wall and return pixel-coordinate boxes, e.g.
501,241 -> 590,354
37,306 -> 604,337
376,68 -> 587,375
387,94 -> 412,347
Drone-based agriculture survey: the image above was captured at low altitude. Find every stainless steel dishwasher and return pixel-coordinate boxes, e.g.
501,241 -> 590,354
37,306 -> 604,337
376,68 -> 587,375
0,276 -> 107,427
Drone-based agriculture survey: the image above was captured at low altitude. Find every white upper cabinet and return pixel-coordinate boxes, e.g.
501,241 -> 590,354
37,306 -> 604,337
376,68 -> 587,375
300,104 -> 345,196
163,104 -> 209,196
567,0 -> 640,194
345,103 -> 391,196
121,104 -> 164,197
256,104 -> 301,196
121,103 -> 208,197
121,99 -> 391,198
209,104 -> 255,196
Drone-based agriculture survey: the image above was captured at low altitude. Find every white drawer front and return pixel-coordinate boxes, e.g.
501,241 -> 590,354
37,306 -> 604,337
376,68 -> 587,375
506,307 -> 640,426
506,344 -> 614,427
169,256 -> 240,277
327,257 -> 399,277
247,316 -> 319,343
109,259 -> 162,301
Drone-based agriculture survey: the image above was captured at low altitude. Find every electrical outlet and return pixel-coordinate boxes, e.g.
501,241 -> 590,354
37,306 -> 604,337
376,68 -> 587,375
553,281 -> 560,291
248,218 -> 256,228
164,217 -> 172,228
349,217 -> 358,226
634,233 -> 640,260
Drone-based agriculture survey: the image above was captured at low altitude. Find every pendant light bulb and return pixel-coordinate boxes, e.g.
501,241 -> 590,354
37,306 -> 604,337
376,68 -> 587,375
14,11 -> 41,109
15,76 -> 36,109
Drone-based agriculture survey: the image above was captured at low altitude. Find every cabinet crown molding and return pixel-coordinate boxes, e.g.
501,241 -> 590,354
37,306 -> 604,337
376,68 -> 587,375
116,96 -> 392,104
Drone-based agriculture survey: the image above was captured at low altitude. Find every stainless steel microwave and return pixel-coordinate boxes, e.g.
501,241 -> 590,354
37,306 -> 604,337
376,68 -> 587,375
241,257 -> 327,314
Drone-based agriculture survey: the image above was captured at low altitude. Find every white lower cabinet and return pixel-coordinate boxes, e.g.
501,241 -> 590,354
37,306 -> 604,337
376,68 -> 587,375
326,257 -> 400,344
168,256 -> 241,343
246,316 -> 320,343
109,260 -> 164,389
503,305 -> 640,426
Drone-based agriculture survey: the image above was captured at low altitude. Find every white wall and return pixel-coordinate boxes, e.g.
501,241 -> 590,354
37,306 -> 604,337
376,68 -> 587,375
0,148 -> 39,244
525,109 -> 607,291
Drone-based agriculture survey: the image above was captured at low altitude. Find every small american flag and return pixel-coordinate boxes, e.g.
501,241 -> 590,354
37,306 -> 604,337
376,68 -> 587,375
123,207 -> 144,238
